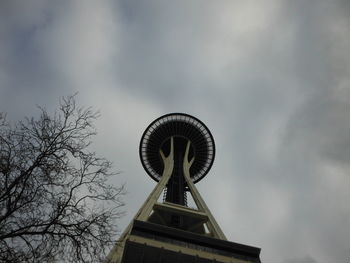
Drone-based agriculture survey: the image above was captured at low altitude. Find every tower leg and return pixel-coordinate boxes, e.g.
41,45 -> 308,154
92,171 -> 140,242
106,138 -> 175,262
183,140 -> 227,240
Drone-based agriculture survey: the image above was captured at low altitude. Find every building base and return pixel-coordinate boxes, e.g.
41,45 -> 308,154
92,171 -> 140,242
119,220 -> 261,263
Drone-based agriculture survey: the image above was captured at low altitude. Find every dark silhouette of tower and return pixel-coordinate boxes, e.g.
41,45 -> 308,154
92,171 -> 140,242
107,113 -> 261,263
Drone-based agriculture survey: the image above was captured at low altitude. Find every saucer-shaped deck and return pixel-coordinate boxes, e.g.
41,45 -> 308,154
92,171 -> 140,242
139,113 -> 215,183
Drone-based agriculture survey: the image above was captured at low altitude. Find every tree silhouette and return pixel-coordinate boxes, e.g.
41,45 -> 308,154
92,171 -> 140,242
0,96 -> 124,262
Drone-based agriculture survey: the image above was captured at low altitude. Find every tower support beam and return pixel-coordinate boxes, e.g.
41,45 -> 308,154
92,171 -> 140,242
107,138 -> 175,262
183,140 -> 227,240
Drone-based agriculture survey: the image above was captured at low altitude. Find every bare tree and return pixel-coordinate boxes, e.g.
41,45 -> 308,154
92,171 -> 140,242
0,96 -> 124,262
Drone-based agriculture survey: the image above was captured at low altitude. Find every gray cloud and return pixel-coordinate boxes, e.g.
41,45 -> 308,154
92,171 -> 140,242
287,255 -> 318,263
1,0 -> 350,262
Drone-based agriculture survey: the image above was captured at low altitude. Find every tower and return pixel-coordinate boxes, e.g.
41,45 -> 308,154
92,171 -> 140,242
107,113 -> 261,263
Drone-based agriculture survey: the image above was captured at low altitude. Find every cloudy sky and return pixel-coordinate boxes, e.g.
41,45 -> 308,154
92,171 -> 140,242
1,0 -> 350,262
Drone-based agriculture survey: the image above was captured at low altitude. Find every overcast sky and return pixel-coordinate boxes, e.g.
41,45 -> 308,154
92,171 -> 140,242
1,1 -> 350,262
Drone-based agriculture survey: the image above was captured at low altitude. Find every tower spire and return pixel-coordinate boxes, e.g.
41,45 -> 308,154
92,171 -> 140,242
107,113 -> 261,263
